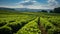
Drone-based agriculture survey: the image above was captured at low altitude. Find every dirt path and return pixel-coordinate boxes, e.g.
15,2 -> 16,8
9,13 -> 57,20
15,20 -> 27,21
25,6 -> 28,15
37,17 -> 48,34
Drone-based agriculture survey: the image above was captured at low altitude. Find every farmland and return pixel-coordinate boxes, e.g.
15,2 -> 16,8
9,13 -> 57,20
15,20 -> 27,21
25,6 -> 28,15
0,10 -> 60,34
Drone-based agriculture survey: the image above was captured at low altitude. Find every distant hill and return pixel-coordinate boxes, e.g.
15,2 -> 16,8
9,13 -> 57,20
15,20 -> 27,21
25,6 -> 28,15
15,8 -> 52,12
0,7 -> 52,13
0,7 -> 20,14
0,7 -> 15,11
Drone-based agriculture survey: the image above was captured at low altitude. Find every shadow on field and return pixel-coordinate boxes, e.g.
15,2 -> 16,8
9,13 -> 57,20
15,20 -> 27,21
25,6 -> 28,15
0,22 -> 7,27
0,18 -> 36,34
0,27 -> 13,34
8,21 -> 28,33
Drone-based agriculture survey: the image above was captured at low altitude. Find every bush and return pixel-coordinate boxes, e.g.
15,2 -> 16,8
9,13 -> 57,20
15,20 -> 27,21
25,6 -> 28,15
53,29 -> 60,34
0,22 -> 7,27
0,27 -> 12,34
9,20 -> 15,23
46,26 -> 51,31
8,23 -> 21,33
8,21 -> 28,33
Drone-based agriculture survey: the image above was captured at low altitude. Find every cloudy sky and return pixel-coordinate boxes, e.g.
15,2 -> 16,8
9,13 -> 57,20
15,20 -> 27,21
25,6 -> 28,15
0,0 -> 60,9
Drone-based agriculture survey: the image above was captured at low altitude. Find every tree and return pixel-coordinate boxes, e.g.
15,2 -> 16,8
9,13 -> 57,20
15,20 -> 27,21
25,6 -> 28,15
54,7 -> 60,13
50,10 -> 53,13
41,10 -> 47,13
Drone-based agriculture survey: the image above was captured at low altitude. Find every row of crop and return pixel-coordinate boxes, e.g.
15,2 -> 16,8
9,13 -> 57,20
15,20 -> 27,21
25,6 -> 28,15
40,17 -> 60,34
0,14 -> 36,27
41,15 -> 60,27
0,15 -> 36,34
16,17 -> 41,34
47,16 -> 60,27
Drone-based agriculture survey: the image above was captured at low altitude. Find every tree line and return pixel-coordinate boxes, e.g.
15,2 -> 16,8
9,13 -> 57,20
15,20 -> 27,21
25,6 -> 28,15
40,7 -> 60,13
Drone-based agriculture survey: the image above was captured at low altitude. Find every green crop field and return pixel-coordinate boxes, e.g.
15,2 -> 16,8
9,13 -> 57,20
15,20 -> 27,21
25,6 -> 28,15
0,10 -> 60,34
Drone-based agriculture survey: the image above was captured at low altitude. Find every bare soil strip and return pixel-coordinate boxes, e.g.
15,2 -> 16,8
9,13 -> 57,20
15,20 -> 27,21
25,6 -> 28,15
37,17 -> 48,34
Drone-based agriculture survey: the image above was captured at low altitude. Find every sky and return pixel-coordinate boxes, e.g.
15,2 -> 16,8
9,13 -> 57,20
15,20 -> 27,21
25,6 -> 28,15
0,0 -> 60,9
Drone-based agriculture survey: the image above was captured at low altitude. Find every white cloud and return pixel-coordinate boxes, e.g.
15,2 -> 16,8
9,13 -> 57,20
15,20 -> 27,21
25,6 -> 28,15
47,0 -> 58,8
26,5 -> 51,9
16,0 -> 38,6
16,0 -> 49,9
0,5 -> 24,8
0,0 -> 59,9
15,0 -> 57,9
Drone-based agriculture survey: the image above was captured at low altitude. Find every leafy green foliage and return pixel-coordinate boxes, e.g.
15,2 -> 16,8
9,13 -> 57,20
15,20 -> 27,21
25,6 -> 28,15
0,26 -> 12,34
0,22 -> 7,27
0,10 -> 60,34
16,18 -> 41,34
